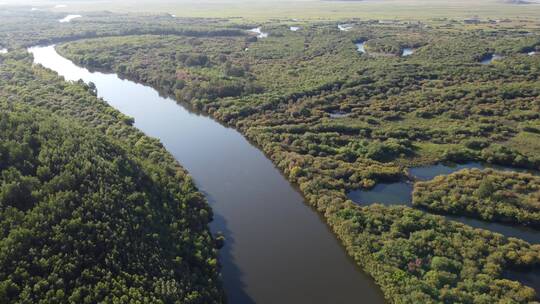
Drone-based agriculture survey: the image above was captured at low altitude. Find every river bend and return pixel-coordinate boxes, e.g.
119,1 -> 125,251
29,45 -> 384,304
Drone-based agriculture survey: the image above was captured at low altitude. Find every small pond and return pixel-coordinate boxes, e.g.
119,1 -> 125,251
402,48 -> 414,56
356,41 -> 366,54
338,24 -> 352,31
480,53 -> 503,64
248,27 -> 268,38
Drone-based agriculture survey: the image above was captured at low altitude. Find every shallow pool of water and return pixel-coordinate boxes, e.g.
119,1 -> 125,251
410,162 -> 485,180
248,27 -> 268,38
356,41 -> 366,54
348,182 -> 413,205
480,53 -> 503,64
402,48 -> 414,56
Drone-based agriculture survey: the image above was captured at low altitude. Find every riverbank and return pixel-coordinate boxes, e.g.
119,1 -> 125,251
30,45 -> 386,304
55,22 -> 540,301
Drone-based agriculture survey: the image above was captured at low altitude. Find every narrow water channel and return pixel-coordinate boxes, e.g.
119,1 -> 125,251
480,53 -> 503,64
29,45 -> 385,304
401,48 -> 414,56
356,41 -> 366,54
348,162 -> 540,244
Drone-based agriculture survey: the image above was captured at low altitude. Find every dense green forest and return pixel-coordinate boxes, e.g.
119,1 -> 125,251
55,17 -> 540,303
0,51 -> 224,303
413,169 -> 540,227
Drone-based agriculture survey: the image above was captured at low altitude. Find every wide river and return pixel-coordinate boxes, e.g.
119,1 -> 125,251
29,46 -> 385,304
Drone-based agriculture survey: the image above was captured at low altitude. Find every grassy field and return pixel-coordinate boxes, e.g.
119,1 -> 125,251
5,0 -> 540,21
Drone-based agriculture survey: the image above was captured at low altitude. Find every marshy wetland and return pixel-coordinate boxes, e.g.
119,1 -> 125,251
1,2 -> 540,303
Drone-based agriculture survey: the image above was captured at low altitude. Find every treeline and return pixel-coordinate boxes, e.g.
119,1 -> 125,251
0,8 -> 245,49
57,35 -> 263,102
413,169 -> 540,227
0,51 -> 224,303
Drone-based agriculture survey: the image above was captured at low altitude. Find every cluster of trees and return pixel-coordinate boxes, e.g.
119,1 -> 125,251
413,169 -> 540,227
0,52 -> 224,303
363,36 -> 426,56
334,204 -> 540,303
54,17 -> 540,303
57,35 -> 263,102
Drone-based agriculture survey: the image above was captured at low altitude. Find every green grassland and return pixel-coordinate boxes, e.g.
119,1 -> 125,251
5,0 -> 540,21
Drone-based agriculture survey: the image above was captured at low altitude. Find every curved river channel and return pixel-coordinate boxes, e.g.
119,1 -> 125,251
29,46 -> 385,304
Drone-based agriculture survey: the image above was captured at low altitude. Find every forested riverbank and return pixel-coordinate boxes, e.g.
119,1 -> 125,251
55,16 -> 540,302
0,50 -> 224,303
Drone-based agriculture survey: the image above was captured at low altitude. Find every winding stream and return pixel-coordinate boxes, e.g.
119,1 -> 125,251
29,45 -> 384,304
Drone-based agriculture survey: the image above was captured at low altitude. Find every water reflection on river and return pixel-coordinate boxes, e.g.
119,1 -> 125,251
30,45 -> 385,304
